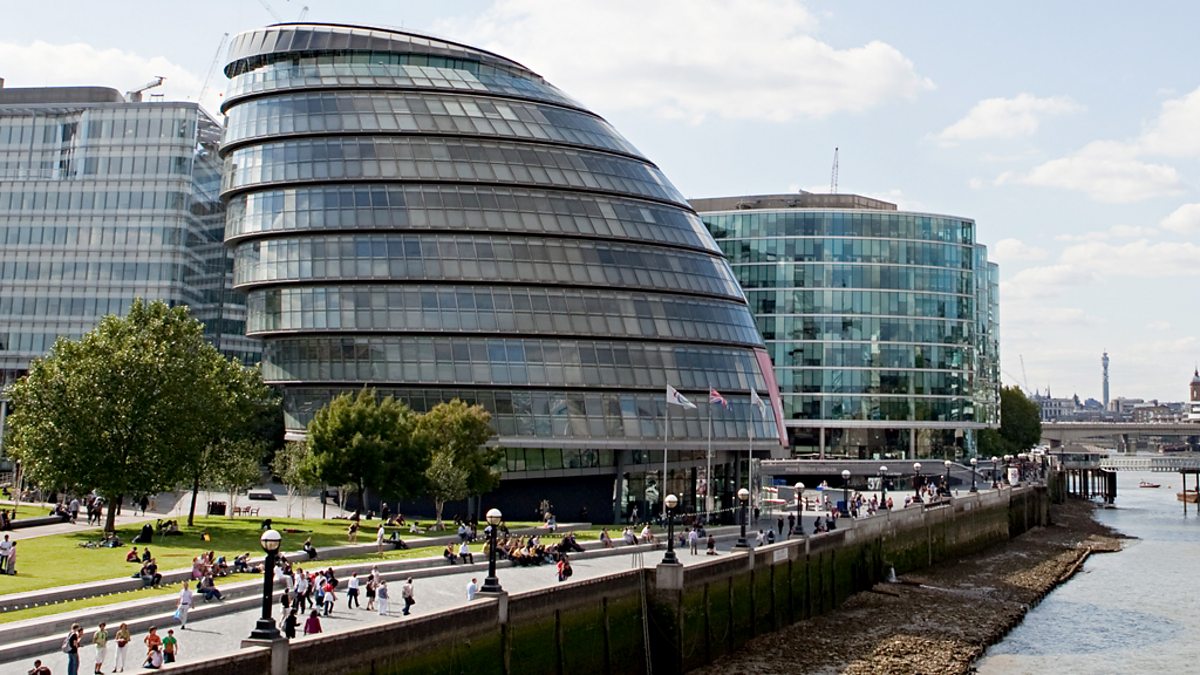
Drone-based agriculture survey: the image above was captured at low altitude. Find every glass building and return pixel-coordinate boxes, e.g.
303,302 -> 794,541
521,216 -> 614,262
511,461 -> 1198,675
220,23 -> 784,521
0,85 -> 257,459
693,193 -> 1000,460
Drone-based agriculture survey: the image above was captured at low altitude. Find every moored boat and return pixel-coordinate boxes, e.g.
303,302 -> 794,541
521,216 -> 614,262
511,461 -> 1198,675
1177,490 -> 1199,503
1139,481 -> 1162,488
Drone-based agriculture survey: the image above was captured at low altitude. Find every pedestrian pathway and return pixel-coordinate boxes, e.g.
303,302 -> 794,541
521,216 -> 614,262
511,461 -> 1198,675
0,533 -> 747,675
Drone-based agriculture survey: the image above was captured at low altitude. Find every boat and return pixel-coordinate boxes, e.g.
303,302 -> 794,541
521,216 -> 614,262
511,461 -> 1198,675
1177,490 -> 1199,503
1139,481 -> 1162,489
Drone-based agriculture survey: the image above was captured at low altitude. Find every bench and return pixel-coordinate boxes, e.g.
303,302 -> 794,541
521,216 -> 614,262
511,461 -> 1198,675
9,515 -> 69,529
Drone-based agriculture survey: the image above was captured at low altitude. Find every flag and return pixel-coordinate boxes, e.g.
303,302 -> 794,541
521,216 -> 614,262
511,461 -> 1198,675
709,388 -> 729,408
666,384 -> 697,409
750,389 -> 766,418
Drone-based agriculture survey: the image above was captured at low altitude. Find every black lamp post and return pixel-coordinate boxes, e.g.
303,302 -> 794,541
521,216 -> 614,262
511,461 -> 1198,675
879,466 -> 888,509
480,508 -> 504,594
969,457 -> 978,492
734,488 -> 750,548
249,529 -> 282,640
794,482 -> 805,517
841,469 -> 851,516
943,459 -> 952,495
991,456 -> 1000,487
913,462 -> 922,498
662,494 -> 680,564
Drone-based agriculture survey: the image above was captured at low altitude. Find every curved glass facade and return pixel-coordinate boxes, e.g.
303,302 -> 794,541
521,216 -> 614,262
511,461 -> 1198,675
694,194 -> 999,460
221,24 -> 783,518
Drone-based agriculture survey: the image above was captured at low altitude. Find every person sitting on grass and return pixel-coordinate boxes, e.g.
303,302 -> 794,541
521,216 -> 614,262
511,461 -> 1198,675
126,546 -> 141,563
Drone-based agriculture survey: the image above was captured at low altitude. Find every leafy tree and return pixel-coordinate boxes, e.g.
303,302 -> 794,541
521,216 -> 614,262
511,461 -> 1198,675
272,441 -> 318,518
425,450 -> 469,529
204,438 -> 266,517
305,388 -> 427,510
415,399 -> 497,520
183,359 -> 280,525
979,386 -> 1043,457
5,300 -> 222,532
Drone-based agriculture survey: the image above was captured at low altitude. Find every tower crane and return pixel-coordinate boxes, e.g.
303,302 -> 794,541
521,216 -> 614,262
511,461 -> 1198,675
126,76 -> 165,102
830,147 -> 839,194
197,33 -> 230,114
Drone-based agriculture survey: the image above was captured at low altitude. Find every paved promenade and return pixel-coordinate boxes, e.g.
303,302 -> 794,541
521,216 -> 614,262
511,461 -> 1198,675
0,533 -> 746,675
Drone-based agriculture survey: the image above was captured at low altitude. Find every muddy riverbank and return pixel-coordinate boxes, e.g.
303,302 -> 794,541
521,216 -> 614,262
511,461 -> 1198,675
693,498 -> 1125,675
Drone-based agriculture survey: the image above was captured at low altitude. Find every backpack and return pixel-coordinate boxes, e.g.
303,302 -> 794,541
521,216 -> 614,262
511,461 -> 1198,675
61,634 -> 73,653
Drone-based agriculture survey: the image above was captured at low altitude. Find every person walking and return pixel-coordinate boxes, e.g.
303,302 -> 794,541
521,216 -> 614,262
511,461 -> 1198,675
113,623 -> 131,672
282,609 -> 298,639
401,578 -> 415,616
346,572 -> 361,609
91,622 -> 108,674
376,579 -> 390,615
365,576 -> 377,611
175,582 -> 193,629
322,579 -> 336,616
466,577 -> 478,601
63,624 -> 82,675
161,630 -> 178,664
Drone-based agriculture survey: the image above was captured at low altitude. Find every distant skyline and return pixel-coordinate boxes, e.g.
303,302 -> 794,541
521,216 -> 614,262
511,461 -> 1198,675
3,0 -> 1198,401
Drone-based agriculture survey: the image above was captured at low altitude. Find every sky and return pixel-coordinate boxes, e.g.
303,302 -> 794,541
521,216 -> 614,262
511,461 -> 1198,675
3,0 -> 1199,402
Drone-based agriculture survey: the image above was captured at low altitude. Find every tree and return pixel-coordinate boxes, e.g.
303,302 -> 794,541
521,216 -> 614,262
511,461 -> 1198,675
425,450 -> 469,529
5,300 -> 223,532
183,359 -> 280,526
273,441 -> 318,518
979,386 -> 1043,457
305,389 -> 427,511
415,399 -> 497,522
204,438 -> 266,517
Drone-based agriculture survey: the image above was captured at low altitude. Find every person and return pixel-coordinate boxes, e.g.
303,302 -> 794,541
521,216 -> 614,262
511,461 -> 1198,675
466,577 -> 478,601
69,497 -> 80,524
113,623 -> 131,672
365,576 -> 377,611
125,547 -> 140,564
139,495 -> 150,516
347,520 -> 358,543
141,646 -> 162,670
375,524 -> 386,557
139,559 -> 162,587
629,505 -> 638,524
777,516 -> 784,537
706,534 -> 717,555
401,577 -> 415,616
92,622 -> 108,675
639,523 -> 654,543
766,529 -> 776,545
458,541 -> 474,564
556,555 -> 573,582
6,539 -> 16,575
787,513 -> 796,536
302,538 -> 318,560
376,579 -> 390,615
199,575 -> 222,602
754,529 -> 765,547
132,523 -> 153,545
381,502 -> 390,523
27,659 -> 51,675
303,610 -> 322,635
143,627 -> 162,655
64,624 -> 82,675
688,528 -> 699,556
161,630 -> 178,664
1,535 -> 14,574
599,529 -> 613,548
346,572 -> 361,609
321,579 -> 336,616
293,570 -> 309,611
176,583 -> 193,629
282,609 -> 298,639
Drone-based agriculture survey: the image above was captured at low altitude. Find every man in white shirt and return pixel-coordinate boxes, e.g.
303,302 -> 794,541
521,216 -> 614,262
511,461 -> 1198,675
0,535 -> 12,574
347,572 -> 361,609
688,528 -> 700,555
376,524 -> 386,557
176,582 -> 193,629
458,541 -> 474,564
466,577 -> 478,601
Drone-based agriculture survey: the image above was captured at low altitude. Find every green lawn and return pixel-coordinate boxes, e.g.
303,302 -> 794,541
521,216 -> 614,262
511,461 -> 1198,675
0,515 -> 602,597
1,503 -> 56,521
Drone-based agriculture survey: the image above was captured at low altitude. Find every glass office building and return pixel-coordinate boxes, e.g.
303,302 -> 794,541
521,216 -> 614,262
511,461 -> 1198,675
693,193 -> 999,460
0,85 -> 257,459
220,23 -> 784,521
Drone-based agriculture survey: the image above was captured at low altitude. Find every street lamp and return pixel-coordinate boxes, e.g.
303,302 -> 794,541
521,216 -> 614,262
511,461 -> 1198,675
480,508 -> 504,594
969,457 -> 978,492
991,456 -> 1000,487
943,459 -> 952,495
249,529 -> 282,641
734,488 -> 750,548
879,466 -> 888,509
913,462 -> 922,498
662,494 -> 680,565
841,469 -> 851,517
794,482 -> 805,516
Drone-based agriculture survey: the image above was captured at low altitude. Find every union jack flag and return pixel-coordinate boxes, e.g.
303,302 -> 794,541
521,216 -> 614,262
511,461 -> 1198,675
709,388 -> 729,408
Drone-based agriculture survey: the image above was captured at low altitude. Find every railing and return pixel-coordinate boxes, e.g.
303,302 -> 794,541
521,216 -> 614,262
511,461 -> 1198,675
1099,455 -> 1200,472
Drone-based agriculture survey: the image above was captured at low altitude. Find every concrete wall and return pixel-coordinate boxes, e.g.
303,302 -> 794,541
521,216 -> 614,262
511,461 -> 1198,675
159,487 -> 1049,674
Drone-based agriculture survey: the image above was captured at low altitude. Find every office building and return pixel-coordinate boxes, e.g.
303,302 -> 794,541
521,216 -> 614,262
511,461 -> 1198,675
693,193 -> 1000,459
219,23 -> 784,521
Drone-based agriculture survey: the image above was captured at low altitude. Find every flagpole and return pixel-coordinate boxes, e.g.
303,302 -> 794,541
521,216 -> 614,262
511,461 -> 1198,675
706,402 -> 714,517
749,405 -> 755,518
663,400 -> 669,519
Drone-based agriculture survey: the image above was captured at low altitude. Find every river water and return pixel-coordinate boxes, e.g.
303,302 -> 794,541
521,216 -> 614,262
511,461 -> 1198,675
976,469 -> 1200,673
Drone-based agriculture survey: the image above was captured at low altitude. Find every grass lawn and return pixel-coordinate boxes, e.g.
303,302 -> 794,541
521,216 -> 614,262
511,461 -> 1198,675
0,503 -> 57,521
0,515 -> 603,597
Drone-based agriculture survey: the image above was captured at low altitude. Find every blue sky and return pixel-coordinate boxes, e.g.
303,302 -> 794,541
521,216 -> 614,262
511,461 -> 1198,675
4,0 -> 1198,402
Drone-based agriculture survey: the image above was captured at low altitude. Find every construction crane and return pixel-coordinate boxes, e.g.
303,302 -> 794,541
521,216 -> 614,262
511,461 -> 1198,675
257,0 -> 282,21
298,5 -> 309,20
1020,354 -> 1032,394
126,76 -> 165,102
829,147 -> 839,194
197,33 -> 230,114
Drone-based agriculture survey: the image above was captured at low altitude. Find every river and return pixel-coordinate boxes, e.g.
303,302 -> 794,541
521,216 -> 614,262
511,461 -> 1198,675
976,469 -> 1200,673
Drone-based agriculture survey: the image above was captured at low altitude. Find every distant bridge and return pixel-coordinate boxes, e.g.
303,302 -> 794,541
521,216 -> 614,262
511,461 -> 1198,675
1097,455 -> 1200,472
1041,421 -> 1200,448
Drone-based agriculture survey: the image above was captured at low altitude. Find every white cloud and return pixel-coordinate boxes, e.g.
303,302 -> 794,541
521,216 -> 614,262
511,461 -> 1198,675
1059,239 -> 1200,278
989,238 -> 1047,265
1000,263 -> 1095,300
441,0 -> 934,123
935,93 -> 1081,144
0,40 -> 215,115
1160,203 -> 1200,235
1137,87 -> 1200,157
997,140 -> 1183,203
1054,223 -> 1158,242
